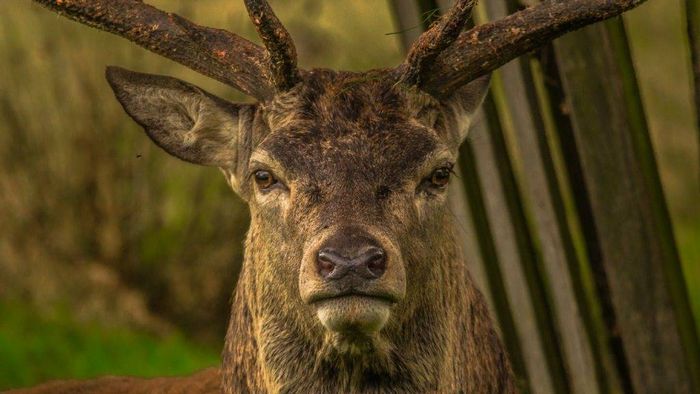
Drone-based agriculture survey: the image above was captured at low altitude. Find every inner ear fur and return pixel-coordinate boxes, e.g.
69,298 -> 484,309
441,73 -> 491,144
106,66 -> 250,168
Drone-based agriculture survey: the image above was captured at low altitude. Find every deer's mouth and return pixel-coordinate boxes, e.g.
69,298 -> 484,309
308,290 -> 399,335
307,289 -> 399,306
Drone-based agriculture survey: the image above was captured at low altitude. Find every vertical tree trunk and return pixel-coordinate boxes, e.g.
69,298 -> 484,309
553,19 -> 700,393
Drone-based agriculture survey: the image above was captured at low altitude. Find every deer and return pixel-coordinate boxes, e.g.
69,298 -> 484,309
10,0 -> 648,393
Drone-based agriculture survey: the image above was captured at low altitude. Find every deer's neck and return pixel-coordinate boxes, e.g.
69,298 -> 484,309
221,235 -> 514,393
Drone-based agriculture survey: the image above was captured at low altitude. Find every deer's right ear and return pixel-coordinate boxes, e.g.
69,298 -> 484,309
442,74 -> 491,145
106,66 -> 250,169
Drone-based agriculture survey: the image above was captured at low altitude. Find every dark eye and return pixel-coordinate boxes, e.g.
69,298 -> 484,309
254,170 -> 277,190
430,167 -> 451,188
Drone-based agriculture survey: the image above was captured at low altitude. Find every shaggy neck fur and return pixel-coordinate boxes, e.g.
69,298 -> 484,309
221,225 -> 515,393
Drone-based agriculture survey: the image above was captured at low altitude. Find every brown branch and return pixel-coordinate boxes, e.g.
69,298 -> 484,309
32,0 -> 276,100
243,0 -> 301,92
401,0 -> 477,86
416,0 -> 649,97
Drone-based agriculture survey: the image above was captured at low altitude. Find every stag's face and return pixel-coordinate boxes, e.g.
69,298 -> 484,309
248,71 -> 458,341
106,67 -> 488,352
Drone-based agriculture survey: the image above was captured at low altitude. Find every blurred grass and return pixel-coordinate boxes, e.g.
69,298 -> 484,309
0,302 -> 218,391
0,0 -> 697,389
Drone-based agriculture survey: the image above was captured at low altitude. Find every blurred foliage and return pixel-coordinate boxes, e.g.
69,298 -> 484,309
0,302 -> 218,391
0,0 -> 697,389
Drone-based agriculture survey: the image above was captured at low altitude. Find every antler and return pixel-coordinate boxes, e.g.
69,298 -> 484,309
243,0 -> 301,92
401,0 -> 649,98
32,0 -> 300,100
400,0 -> 477,86
35,0 -> 649,101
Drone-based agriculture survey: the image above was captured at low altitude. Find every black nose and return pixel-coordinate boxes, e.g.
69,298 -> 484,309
316,245 -> 386,280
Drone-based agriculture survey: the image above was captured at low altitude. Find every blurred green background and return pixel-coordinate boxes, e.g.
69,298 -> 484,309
0,0 -> 697,390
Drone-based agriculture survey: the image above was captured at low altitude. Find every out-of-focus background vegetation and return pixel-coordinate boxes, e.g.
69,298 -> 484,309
0,0 -> 696,390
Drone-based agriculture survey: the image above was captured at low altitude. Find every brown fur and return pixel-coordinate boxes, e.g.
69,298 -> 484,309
217,70 -> 515,393
15,67 -> 514,393
6,368 -> 220,394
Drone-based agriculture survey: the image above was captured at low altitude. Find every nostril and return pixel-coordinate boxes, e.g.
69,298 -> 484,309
316,244 -> 387,281
363,247 -> 387,278
317,249 -> 337,278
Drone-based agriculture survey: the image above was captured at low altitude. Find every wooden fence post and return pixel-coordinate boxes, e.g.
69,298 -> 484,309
552,18 -> 700,393
479,0 -> 611,391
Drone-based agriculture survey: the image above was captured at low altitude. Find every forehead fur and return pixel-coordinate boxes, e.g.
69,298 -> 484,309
258,69 -> 447,182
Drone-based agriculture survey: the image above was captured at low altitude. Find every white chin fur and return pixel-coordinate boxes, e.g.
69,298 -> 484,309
316,296 -> 391,334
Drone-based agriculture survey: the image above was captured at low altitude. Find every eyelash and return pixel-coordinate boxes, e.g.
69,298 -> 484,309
418,163 -> 455,195
252,169 -> 283,192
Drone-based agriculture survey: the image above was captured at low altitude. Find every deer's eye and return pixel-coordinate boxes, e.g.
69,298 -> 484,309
430,167 -> 452,188
254,170 -> 277,190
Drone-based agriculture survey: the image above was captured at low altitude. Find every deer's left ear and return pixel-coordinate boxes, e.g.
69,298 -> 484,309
106,66 -> 252,169
441,73 -> 491,145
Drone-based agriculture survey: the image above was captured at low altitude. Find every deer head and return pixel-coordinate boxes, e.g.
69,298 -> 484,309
33,0 -> 649,391
95,0 -> 496,348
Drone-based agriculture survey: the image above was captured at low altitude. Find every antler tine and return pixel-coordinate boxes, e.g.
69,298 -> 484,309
400,0 -> 477,86
243,0 -> 302,92
417,0 -> 649,98
33,0 -> 276,100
